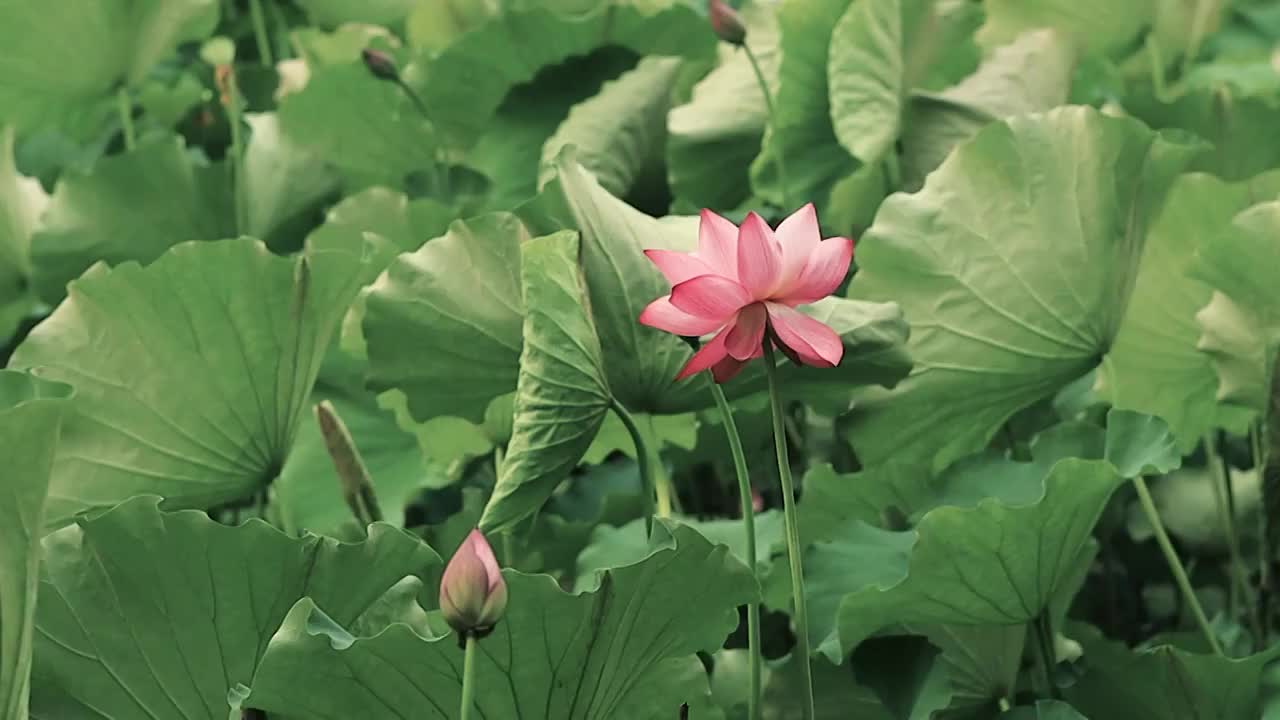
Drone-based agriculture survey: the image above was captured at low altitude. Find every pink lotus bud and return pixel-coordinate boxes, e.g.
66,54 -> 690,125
440,529 -> 507,635
709,0 -> 747,46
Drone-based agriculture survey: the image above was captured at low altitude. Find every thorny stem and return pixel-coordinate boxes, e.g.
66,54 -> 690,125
1132,475 -> 1224,655
763,339 -> 815,720
709,380 -> 762,720
743,43 -> 791,211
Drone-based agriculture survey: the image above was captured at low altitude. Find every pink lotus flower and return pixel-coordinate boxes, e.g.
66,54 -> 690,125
439,529 -> 507,634
640,204 -> 853,383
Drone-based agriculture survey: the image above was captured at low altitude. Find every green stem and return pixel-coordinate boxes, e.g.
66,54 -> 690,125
612,399 -> 657,535
248,0 -> 274,67
644,414 -> 677,516
459,633 -> 478,720
116,87 -> 136,151
1205,433 -> 1252,627
743,43 -> 791,212
224,69 -> 247,235
709,381 -> 761,720
1132,475 -> 1224,655
763,340 -> 815,720
395,79 -> 450,199
1147,35 -> 1170,102
1182,0 -> 1212,78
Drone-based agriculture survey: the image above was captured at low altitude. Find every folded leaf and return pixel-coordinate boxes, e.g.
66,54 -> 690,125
480,230 -> 612,532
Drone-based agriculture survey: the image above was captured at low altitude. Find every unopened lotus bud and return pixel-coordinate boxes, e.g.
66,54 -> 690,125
708,0 -> 747,46
361,48 -> 399,82
440,529 -> 507,635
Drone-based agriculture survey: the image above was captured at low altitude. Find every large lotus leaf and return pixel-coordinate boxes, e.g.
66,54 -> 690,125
412,0 -> 714,148
1064,624 -> 1278,719
749,0 -> 856,209
1005,701 -> 1089,720
243,522 -> 757,718
362,212 -> 528,425
813,457 -> 1123,660
479,231 -> 612,532
0,127 -> 47,339
523,152 -> 912,415
666,1 -> 778,211
278,62 -> 438,185
0,0 -> 218,132
28,496 -> 439,719
1100,172 -> 1280,450
29,135 -> 236,303
846,106 -> 1199,470
243,113 -> 339,250
977,0 -> 1155,55
10,237 -> 368,529
539,56 -> 683,199
0,372 -> 72,720
900,29 -> 1076,191
1193,201 -> 1280,418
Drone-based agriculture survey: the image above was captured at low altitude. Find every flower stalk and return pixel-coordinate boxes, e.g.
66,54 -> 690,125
116,86 -> 136,151
709,380 -> 761,720
611,398 -> 660,533
1132,474 -> 1224,655
460,633 -> 479,720
763,338 -> 815,719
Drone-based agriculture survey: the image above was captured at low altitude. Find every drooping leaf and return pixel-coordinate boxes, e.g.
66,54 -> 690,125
920,623 -> 1025,715
29,135 -> 235,303
479,231 -> 612,532
11,237 -> 368,529
0,372 -> 72,720
0,0 -> 219,132
749,0 -> 857,209
0,126 -> 47,339
539,56 -> 683,199
278,62 -> 437,185
1065,623 -> 1279,719
666,2 -> 779,211
1193,201 -> 1280,417
362,213 -> 527,425
846,106 -> 1198,470
1103,409 -> 1183,478
28,496 -> 439,719
827,0 -> 927,166
900,29 -> 1076,191
1098,172 -> 1280,451
244,522 -> 757,718
414,0 -> 715,148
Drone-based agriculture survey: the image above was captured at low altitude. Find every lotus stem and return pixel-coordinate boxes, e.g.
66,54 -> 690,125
459,633 -> 478,720
763,338 -> 815,719
611,398 -> 657,535
743,43 -> 791,211
709,380 -> 761,720
116,87 -> 136,150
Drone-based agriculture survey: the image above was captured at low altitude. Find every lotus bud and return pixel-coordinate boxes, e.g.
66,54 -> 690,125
708,0 -> 747,46
440,529 -> 507,635
361,48 -> 400,82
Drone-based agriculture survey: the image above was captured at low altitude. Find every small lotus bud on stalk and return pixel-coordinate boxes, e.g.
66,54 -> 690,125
708,0 -> 747,46
314,401 -> 383,528
440,529 -> 508,637
361,48 -> 400,82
